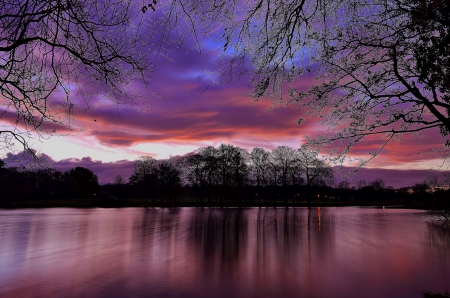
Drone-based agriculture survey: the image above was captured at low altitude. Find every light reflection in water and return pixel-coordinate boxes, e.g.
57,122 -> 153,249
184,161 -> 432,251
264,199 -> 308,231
0,207 -> 449,298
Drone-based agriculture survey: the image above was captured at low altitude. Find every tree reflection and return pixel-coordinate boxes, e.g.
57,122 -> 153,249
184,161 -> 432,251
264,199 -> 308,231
426,222 -> 450,253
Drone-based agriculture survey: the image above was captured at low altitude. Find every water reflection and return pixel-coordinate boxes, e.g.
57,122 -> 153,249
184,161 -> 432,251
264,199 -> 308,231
0,207 -> 449,298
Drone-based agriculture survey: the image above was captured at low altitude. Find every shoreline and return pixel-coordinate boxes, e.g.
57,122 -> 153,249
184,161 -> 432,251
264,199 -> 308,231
0,198 -> 433,209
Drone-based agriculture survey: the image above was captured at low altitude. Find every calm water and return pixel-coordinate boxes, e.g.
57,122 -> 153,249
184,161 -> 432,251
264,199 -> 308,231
0,207 -> 449,298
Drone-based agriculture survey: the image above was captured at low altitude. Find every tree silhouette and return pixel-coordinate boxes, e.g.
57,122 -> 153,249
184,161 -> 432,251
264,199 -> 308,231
143,0 -> 450,163
179,153 -> 207,202
271,146 -> 299,204
156,158 -> 182,202
129,156 -> 158,204
64,167 -> 99,199
197,146 -> 220,203
250,147 -> 271,204
114,175 -> 126,185
0,0 -> 151,156
296,146 -> 334,206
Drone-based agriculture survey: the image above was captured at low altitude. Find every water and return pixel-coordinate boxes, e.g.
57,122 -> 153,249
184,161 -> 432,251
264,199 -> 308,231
0,207 -> 449,298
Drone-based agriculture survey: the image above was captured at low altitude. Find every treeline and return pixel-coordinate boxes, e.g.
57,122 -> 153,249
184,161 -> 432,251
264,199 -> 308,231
0,144 -> 333,205
112,144 -> 335,206
0,160 -> 100,202
1,144 -> 449,207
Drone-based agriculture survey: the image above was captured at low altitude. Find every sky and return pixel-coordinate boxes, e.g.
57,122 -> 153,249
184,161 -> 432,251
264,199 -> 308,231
1,5 -> 449,187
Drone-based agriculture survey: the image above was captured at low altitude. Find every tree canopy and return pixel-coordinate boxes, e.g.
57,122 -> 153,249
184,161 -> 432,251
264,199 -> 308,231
0,0 -> 152,156
143,0 -> 450,164
2,0 -> 450,166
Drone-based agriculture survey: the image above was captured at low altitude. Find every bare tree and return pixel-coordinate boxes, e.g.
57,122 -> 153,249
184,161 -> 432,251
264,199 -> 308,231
197,145 -> 219,203
357,179 -> 367,190
179,153 -> 206,202
144,0 -> 450,164
270,146 -> 299,203
113,174 -> 126,185
129,156 -> 158,204
297,146 -> 334,206
157,158 -> 181,202
0,0 -> 154,156
272,146 -> 298,187
250,147 -> 270,203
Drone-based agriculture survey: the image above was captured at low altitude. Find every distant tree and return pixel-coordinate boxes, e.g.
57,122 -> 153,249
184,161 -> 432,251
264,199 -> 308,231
198,146 -> 220,203
297,148 -> 334,187
129,156 -> 158,204
215,144 -> 248,202
35,168 -> 65,199
113,175 -> 126,185
216,144 -> 235,195
357,180 -> 367,190
157,158 -> 181,202
337,181 -> 350,189
250,148 -> 270,184
250,147 -> 271,203
369,179 -> 386,192
412,182 -> 430,195
64,167 -> 100,199
297,147 -> 334,206
271,146 -> 298,202
179,153 -> 207,202
227,145 -> 249,200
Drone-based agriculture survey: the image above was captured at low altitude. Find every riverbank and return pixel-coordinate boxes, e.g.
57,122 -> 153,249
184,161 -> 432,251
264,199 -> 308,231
0,197 -> 434,209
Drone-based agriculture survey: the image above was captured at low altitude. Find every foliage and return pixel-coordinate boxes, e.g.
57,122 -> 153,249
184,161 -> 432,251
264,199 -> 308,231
64,167 -> 100,198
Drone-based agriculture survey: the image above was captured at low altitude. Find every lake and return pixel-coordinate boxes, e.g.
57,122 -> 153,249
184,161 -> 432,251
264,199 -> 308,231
0,207 -> 449,298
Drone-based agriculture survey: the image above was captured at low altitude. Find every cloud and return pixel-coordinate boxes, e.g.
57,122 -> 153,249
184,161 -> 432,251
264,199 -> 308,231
336,166 -> 449,188
1,13 -> 447,173
2,150 -> 134,184
3,150 -> 448,188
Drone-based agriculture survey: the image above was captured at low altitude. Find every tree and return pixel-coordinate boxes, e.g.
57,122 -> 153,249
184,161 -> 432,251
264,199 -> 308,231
250,147 -> 271,203
179,153 -> 207,202
215,144 -> 248,202
369,179 -> 386,192
197,146 -> 220,203
113,175 -> 126,185
0,0 -> 152,156
144,0 -> 450,163
295,0 -> 450,163
296,146 -> 334,206
270,146 -> 299,203
64,167 -> 99,198
156,158 -> 182,202
337,180 -> 350,189
129,156 -> 158,204
35,168 -> 65,199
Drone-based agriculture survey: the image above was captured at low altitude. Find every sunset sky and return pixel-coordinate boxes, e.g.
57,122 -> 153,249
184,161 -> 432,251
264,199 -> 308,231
1,8 -> 449,187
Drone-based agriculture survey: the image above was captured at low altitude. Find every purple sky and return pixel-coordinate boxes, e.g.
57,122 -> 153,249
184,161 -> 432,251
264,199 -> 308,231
1,5 -> 449,188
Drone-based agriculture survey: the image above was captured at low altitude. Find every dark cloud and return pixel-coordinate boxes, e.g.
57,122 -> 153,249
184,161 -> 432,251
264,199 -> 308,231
1,14 -> 446,173
3,150 -> 134,184
336,167 -> 449,188
3,150 -> 448,187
